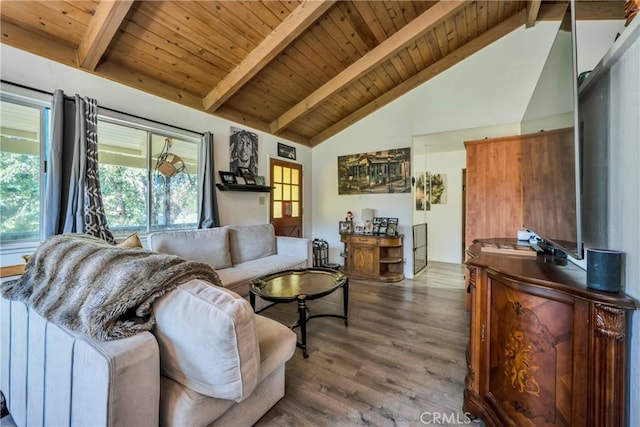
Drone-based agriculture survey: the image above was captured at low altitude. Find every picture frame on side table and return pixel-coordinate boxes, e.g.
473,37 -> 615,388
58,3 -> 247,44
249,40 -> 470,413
339,221 -> 353,234
386,223 -> 397,236
218,171 -> 236,184
255,175 -> 266,186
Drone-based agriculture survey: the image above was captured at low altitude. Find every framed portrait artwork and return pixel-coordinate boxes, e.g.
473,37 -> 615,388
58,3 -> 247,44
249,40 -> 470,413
230,127 -> 258,177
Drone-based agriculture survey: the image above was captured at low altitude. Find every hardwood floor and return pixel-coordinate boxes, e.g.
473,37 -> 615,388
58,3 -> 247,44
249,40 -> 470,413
255,262 -> 471,427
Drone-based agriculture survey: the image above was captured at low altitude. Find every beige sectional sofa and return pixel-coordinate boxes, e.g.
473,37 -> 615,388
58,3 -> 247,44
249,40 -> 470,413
148,223 -> 312,301
1,224 -> 311,426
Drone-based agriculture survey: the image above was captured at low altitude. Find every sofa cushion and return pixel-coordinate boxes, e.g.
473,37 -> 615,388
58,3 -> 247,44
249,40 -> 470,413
216,254 -> 309,297
148,228 -> 232,270
254,315 -> 297,383
152,279 -> 259,402
226,224 -> 276,265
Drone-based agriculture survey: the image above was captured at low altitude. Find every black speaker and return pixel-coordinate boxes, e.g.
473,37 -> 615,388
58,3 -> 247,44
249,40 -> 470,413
586,248 -> 623,293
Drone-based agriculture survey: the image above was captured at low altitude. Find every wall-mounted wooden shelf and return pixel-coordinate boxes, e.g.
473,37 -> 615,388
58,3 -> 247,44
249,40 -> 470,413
216,183 -> 272,193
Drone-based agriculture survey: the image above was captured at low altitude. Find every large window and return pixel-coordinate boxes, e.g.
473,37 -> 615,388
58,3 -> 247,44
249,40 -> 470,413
0,91 -> 200,244
97,118 -> 199,236
0,97 -> 48,242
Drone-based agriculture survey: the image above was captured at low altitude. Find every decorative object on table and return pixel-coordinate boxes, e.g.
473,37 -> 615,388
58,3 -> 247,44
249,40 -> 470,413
229,127 -> 258,177
354,225 -> 364,234
218,171 -> 237,184
386,223 -> 397,236
337,147 -> 411,195
255,175 -> 266,186
277,142 -> 296,160
372,217 -> 398,235
345,210 -> 354,221
428,173 -> 447,204
156,137 -> 187,178
237,166 -> 256,184
339,221 -> 353,234
361,208 -> 375,223
363,220 -> 373,234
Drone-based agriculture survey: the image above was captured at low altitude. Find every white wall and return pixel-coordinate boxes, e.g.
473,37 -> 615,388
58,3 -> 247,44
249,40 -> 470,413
0,45 -> 314,245
605,24 -> 640,424
423,150 -> 466,264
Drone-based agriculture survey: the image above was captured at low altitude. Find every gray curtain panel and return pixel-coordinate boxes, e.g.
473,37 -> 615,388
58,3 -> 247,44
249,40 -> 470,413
44,90 -> 115,243
197,131 -> 220,228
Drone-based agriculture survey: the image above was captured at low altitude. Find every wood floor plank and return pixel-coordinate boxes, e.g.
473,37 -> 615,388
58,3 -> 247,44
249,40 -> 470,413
254,262 -> 471,426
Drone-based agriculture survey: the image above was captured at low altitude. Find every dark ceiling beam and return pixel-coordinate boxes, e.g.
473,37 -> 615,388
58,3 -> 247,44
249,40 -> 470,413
214,106 -> 310,146
1,19 -> 78,67
269,0 -> 469,135
309,8 -> 529,146
526,0 -> 542,28
202,0 -> 335,113
538,1 -> 626,21
77,0 -> 135,70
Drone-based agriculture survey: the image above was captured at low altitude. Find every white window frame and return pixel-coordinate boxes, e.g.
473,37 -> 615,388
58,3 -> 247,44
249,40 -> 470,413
97,110 -> 202,236
0,89 -> 50,261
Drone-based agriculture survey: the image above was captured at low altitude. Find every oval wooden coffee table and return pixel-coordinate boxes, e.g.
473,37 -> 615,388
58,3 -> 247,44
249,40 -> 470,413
250,268 -> 348,358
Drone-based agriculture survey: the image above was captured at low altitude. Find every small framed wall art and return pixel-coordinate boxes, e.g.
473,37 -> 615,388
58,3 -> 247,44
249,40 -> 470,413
277,143 -> 296,160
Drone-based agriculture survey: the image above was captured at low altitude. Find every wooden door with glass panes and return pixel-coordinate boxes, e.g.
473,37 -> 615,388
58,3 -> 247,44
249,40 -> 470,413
270,159 -> 302,237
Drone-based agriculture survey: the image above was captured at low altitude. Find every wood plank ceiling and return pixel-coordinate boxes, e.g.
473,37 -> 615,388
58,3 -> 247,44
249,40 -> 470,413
0,1 -> 625,147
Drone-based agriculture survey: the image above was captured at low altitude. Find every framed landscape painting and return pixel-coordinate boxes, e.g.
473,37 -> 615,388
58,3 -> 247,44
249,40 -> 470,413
337,148 -> 411,195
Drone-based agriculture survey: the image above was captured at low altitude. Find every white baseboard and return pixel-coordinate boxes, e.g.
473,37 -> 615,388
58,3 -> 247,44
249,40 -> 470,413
427,256 -> 462,264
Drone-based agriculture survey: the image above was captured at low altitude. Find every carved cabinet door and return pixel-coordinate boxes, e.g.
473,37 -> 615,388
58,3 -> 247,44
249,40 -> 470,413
486,275 -> 588,427
350,241 -> 378,277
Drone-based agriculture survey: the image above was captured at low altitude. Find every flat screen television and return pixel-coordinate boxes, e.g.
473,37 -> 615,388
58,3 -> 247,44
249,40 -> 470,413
520,0 -> 583,259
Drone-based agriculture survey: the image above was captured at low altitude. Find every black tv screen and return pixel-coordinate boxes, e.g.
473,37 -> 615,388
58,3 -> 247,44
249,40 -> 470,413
520,1 -> 583,259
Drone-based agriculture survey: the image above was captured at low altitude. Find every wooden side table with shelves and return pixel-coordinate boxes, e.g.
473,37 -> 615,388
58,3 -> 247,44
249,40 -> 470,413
340,234 -> 404,282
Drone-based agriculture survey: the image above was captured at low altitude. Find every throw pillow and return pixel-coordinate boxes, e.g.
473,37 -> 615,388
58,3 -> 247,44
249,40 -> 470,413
152,279 -> 260,401
117,233 -> 143,248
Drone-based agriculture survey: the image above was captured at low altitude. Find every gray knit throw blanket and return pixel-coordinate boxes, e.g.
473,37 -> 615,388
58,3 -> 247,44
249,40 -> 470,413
1,233 -> 222,341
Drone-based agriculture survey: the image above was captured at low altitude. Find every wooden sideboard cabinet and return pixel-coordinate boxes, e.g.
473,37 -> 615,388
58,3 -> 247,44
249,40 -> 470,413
340,234 -> 404,282
464,241 -> 636,427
